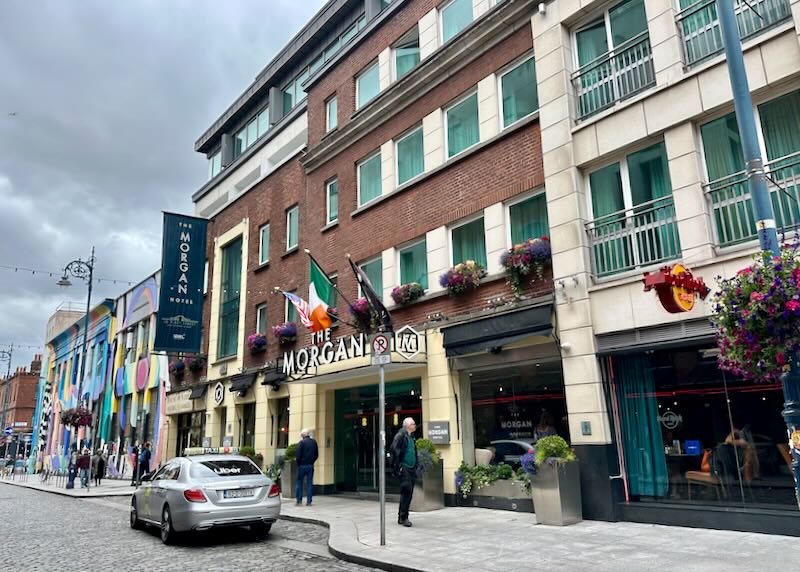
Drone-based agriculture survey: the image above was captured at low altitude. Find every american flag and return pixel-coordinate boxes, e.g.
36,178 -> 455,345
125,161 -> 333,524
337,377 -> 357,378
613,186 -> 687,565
282,291 -> 314,329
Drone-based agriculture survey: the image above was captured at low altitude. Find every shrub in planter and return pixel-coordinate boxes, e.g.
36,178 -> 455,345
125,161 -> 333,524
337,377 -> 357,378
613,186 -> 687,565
534,435 -> 576,466
239,446 -> 264,469
284,442 -> 298,462
439,260 -> 487,296
530,436 -> 580,526
272,322 -> 297,345
712,242 -> 800,382
415,438 -> 441,478
349,297 -> 380,335
454,461 -> 515,497
185,356 -> 205,373
391,282 -> 425,306
500,236 -> 551,297
247,333 -> 268,353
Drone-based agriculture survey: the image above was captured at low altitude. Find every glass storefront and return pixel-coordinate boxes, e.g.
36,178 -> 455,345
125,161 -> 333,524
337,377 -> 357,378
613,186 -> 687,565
608,346 -> 796,509
275,397 -> 290,450
471,360 -> 568,468
240,403 -> 256,448
175,412 -> 206,456
334,379 -> 423,493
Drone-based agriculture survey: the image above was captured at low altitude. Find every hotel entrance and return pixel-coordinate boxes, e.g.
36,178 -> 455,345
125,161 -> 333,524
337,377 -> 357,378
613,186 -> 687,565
334,379 -> 423,493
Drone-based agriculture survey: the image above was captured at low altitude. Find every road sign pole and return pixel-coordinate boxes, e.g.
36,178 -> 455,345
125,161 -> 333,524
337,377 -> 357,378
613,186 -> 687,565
379,362 -> 386,547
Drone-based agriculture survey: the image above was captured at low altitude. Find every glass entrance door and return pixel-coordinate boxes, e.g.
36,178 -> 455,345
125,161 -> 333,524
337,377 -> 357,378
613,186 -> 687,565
334,379 -> 422,493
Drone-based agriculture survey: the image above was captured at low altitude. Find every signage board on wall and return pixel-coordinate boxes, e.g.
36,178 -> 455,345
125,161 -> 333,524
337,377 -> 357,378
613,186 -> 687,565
642,264 -> 710,313
165,390 -> 194,415
153,212 -> 208,353
428,421 -> 450,444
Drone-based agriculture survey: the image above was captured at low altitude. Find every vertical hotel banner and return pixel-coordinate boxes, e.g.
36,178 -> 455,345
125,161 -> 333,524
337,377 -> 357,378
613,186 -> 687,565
153,212 -> 208,353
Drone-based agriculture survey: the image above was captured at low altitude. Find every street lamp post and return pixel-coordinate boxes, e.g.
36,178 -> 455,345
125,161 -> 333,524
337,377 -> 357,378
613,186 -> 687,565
57,247 -> 96,453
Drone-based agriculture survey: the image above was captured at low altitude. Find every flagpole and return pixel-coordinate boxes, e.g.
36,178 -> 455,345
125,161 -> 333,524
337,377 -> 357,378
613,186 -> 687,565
271,286 -> 360,330
304,249 -> 358,321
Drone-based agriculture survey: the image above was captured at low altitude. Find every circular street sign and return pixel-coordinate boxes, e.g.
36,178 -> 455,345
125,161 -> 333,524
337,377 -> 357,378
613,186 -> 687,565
372,334 -> 389,355
214,382 -> 225,405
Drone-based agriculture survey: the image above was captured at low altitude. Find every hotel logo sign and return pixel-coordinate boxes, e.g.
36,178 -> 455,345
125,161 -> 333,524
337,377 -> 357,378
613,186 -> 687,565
643,264 -> 710,314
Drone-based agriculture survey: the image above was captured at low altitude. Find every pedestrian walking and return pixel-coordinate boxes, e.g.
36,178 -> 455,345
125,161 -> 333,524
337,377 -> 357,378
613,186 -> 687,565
129,443 -> 139,486
294,429 -> 319,506
66,444 -> 78,489
76,448 -> 91,490
137,442 -> 151,485
390,417 -> 418,527
92,448 -> 107,487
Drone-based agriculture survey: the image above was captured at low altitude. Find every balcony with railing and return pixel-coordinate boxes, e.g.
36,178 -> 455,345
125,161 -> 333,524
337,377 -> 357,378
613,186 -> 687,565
586,196 -> 682,278
705,152 -> 800,247
677,0 -> 792,68
572,31 -> 656,120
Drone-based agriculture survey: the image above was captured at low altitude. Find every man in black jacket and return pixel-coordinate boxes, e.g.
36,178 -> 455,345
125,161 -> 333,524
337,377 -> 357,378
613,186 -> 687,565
390,417 -> 417,527
295,429 -> 319,506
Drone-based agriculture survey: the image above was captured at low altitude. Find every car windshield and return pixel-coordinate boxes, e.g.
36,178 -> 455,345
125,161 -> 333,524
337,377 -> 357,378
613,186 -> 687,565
191,459 -> 261,479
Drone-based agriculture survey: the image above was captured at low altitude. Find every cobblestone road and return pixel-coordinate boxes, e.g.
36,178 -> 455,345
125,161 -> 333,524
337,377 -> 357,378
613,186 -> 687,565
0,483 -> 377,571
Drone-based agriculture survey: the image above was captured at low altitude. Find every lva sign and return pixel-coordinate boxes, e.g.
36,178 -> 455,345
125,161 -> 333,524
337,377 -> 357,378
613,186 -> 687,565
282,325 -> 423,377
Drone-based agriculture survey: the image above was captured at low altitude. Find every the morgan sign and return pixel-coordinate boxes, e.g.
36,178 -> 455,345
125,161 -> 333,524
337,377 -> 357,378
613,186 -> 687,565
282,325 -> 424,377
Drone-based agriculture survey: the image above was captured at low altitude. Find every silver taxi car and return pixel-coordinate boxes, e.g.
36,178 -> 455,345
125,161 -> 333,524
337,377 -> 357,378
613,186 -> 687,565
130,448 -> 281,544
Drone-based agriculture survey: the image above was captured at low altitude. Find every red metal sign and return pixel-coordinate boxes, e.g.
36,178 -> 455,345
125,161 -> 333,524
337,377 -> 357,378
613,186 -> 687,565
642,264 -> 710,313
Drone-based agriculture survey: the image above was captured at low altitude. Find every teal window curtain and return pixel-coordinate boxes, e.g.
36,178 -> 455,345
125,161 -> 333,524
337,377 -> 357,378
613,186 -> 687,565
575,20 -> 611,116
400,240 -> 428,289
257,109 -> 269,138
361,259 -> 383,299
609,0 -> 648,47
447,93 -> 479,157
287,206 -> 299,249
218,237 -> 242,358
259,224 -> 270,264
234,130 -> 246,158
395,44 -> 420,79
701,113 -> 744,180
502,57 -> 539,127
359,154 -> 382,205
627,142 -> 680,263
442,0 -> 473,43
357,63 -> 380,108
590,163 -> 630,275
257,305 -> 267,335
286,296 -> 298,323
759,90 -> 800,229
397,128 -> 424,184
452,218 -> 487,267
576,20 -> 608,67
327,97 -> 337,131
613,355 -> 669,498
246,118 -> 258,147
510,194 -> 549,244
327,180 -> 339,223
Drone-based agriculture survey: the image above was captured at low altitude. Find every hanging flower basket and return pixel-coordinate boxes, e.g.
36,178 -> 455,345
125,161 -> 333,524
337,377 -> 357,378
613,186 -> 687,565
500,236 -> 551,297
391,282 -> 425,306
185,355 -> 205,373
439,260 -> 487,296
247,333 -> 268,354
272,322 -> 297,346
711,240 -> 800,382
60,407 -> 93,428
349,297 -> 380,335
168,360 -> 186,376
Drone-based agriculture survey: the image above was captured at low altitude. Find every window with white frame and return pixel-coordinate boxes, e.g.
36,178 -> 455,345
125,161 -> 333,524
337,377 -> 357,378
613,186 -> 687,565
500,55 -> 538,128
285,292 -> 298,323
218,236 -> 243,358
233,107 -> 270,160
441,0 -> 474,44
326,96 -> 338,132
359,257 -> 383,299
393,27 -> 420,80
451,217 -> 487,267
446,92 -> 479,158
508,193 -> 549,245
259,223 -> 270,265
256,303 -> 268,334
398,239 -> 428,289
326,179 -> 339,224
358,152 -> 382,206
208,151 -> 221,180
286,206 -> 299,250
356,62 -> 380,109
396,127 -> 424,185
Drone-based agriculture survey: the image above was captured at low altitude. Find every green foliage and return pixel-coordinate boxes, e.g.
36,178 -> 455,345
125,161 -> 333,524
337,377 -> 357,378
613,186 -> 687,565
534,436 -> 576,465
264,462 -> 282,482
515,467 -> 532,495
284,443 -> 298,462
455,462 -> 520,498
239,446 -> 263,469
415,439 -> 440,464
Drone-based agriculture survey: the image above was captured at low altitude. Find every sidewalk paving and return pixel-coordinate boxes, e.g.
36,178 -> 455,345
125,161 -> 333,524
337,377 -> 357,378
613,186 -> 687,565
281,496 -> 795,572
0,474 -> 133,498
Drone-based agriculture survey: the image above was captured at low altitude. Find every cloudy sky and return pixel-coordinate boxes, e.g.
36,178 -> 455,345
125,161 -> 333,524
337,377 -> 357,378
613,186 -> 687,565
0,0 -> 327,373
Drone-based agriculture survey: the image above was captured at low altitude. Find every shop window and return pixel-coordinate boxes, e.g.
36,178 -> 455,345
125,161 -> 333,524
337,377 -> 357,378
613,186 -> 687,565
396,127 -> 424,185
358,151 -> 382,205
446,92 -> 479,158
509,193 -> 549,245
399,239 -> 428,289
217,237 -> 242,358
356,62 -> 380,109
500,55 -> 539,128
607,348 -> 796,508
451,217 -> 487,268
240,403 -> 256,448
276,397 -> 290,450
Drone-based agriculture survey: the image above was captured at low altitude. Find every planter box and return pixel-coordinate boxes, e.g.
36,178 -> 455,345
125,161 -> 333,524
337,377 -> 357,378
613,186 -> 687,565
456,479 -> 533,512
281,461 -> 296,500
530,461 -> 582,526
410,461 -> 444,512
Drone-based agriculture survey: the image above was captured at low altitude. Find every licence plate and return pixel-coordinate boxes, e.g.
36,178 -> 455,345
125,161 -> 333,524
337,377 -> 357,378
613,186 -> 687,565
223,488 -> 255,499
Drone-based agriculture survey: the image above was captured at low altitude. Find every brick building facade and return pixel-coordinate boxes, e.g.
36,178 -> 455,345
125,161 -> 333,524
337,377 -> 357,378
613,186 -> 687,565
0,355 -> 41,456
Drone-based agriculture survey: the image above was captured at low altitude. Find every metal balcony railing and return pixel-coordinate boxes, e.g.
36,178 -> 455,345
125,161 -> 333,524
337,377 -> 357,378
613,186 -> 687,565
572,31 -> 656,120
677,0 -> 791,67
586,196 -> 682,277
705,151 -> 800,247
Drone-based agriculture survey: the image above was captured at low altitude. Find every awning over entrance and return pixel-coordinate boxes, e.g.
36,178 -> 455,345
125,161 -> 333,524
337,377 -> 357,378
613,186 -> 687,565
188,384 -> 207,400
229,373 -> 256,394
442,304 -> 553,357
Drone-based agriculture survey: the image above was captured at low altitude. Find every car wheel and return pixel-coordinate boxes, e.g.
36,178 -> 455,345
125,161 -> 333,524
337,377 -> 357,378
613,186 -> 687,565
250,522 -> 272,538
160,505 -> 178,545
130,499 -> 142,530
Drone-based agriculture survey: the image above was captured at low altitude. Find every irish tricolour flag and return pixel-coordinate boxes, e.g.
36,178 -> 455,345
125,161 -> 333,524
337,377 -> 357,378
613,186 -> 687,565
308,258 -> 334,332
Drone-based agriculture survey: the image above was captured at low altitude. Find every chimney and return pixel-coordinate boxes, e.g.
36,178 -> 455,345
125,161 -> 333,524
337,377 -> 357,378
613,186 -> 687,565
31,355 -> 42,375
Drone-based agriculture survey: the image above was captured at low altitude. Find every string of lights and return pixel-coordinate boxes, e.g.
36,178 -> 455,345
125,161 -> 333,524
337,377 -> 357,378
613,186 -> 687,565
0,263 -> 133,286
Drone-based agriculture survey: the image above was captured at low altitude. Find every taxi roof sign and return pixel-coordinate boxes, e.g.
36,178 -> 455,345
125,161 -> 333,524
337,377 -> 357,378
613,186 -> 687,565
184,446 -> 241,456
